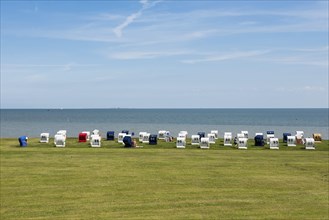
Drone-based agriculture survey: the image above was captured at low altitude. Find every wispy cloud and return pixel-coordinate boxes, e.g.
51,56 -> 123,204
109,50 -> 191,60
2,63 -> 100,72
276,86 -> 327,93
181,50 -> 270,64
113,0 -> 162,38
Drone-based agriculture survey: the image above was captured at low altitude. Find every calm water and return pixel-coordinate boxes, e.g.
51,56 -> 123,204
1,109 -> 328,139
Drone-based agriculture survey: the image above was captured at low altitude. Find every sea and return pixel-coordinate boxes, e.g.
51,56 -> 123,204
1,109 -> 328,139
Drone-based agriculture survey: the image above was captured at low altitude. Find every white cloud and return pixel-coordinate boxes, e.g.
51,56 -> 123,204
109,50 -> 191,60
255,56 -> 328,67
181,50 -> 270,64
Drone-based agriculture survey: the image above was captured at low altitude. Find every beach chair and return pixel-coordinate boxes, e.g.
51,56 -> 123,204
224,132 -> 232,146
158,130 -> 167,140
118,133 -> 126,144
266,134 -> 275,145
283,133 -> 291,143
238,138 -> 248,149
270,138 -> 279,150
149,134 -> 157,145
254,135 -> 264,147
90,135 -> 101,147
54,134 -> 66,147
200,137 -> 210,149
18,136 -> 28,147
295,131 -> 304,145
79,132 -> 87,142
287,136 -> 296,147
81,131 -> 90,141
305,138 -> 315,150
123,136 -> 132,148
197,132 -> 205,139
313,133 -> 322,143
139,132 -> 147,143
142,133 -> 150,144
176,137 -> 186,149
207,133 -> 216,144
191,135 -> 200,145
106,131 -> 115,141
122,130 -> 129,135
211,130 -> 219,139
40,133 -> 49,143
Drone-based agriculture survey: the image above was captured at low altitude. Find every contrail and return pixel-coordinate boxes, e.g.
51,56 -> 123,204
113,0 -> 161,38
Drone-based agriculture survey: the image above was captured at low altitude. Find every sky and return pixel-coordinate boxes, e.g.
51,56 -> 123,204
1,0 -> 328,108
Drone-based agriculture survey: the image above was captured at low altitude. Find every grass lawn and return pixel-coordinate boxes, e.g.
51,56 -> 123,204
1,137 -> 328,219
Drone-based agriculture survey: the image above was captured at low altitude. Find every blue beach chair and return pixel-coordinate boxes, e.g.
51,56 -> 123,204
107,131 -> 115,141
149,134 -> 157,145
123,136 -> 132,148
18,136 -> 28,147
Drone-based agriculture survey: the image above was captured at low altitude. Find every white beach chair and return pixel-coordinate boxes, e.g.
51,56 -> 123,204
238,138 -> 248,149
158,130 -> 170,140
176,137 -> 186,149
200,137 -> 210,149
139,132 -> 147,143
224,133 -> 232,146
142,133 -> 150,144
54,134 -> 66,147
295,131 -> 304,144
90,134 -> 101,147
211,130 -> 219,139
266,134 -> 275,145
207,133 -> 216,144
270,138 -> 279,150
40,133 -> 49,143
287,136 -> 296,147
305,138 -> 315,150
158,130 -> 166,140
118,133 -> 126,144
191,135 -> 200,145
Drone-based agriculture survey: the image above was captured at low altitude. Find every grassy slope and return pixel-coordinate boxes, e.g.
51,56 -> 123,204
1,138 -> 328,220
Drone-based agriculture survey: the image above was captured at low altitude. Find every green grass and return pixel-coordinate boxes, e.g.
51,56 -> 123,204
1,138 -> 328,219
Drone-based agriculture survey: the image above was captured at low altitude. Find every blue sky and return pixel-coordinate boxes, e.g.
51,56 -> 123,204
1,0 -> 328,108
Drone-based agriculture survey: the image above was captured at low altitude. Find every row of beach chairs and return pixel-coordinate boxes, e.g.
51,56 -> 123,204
19,129 -> 322,150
